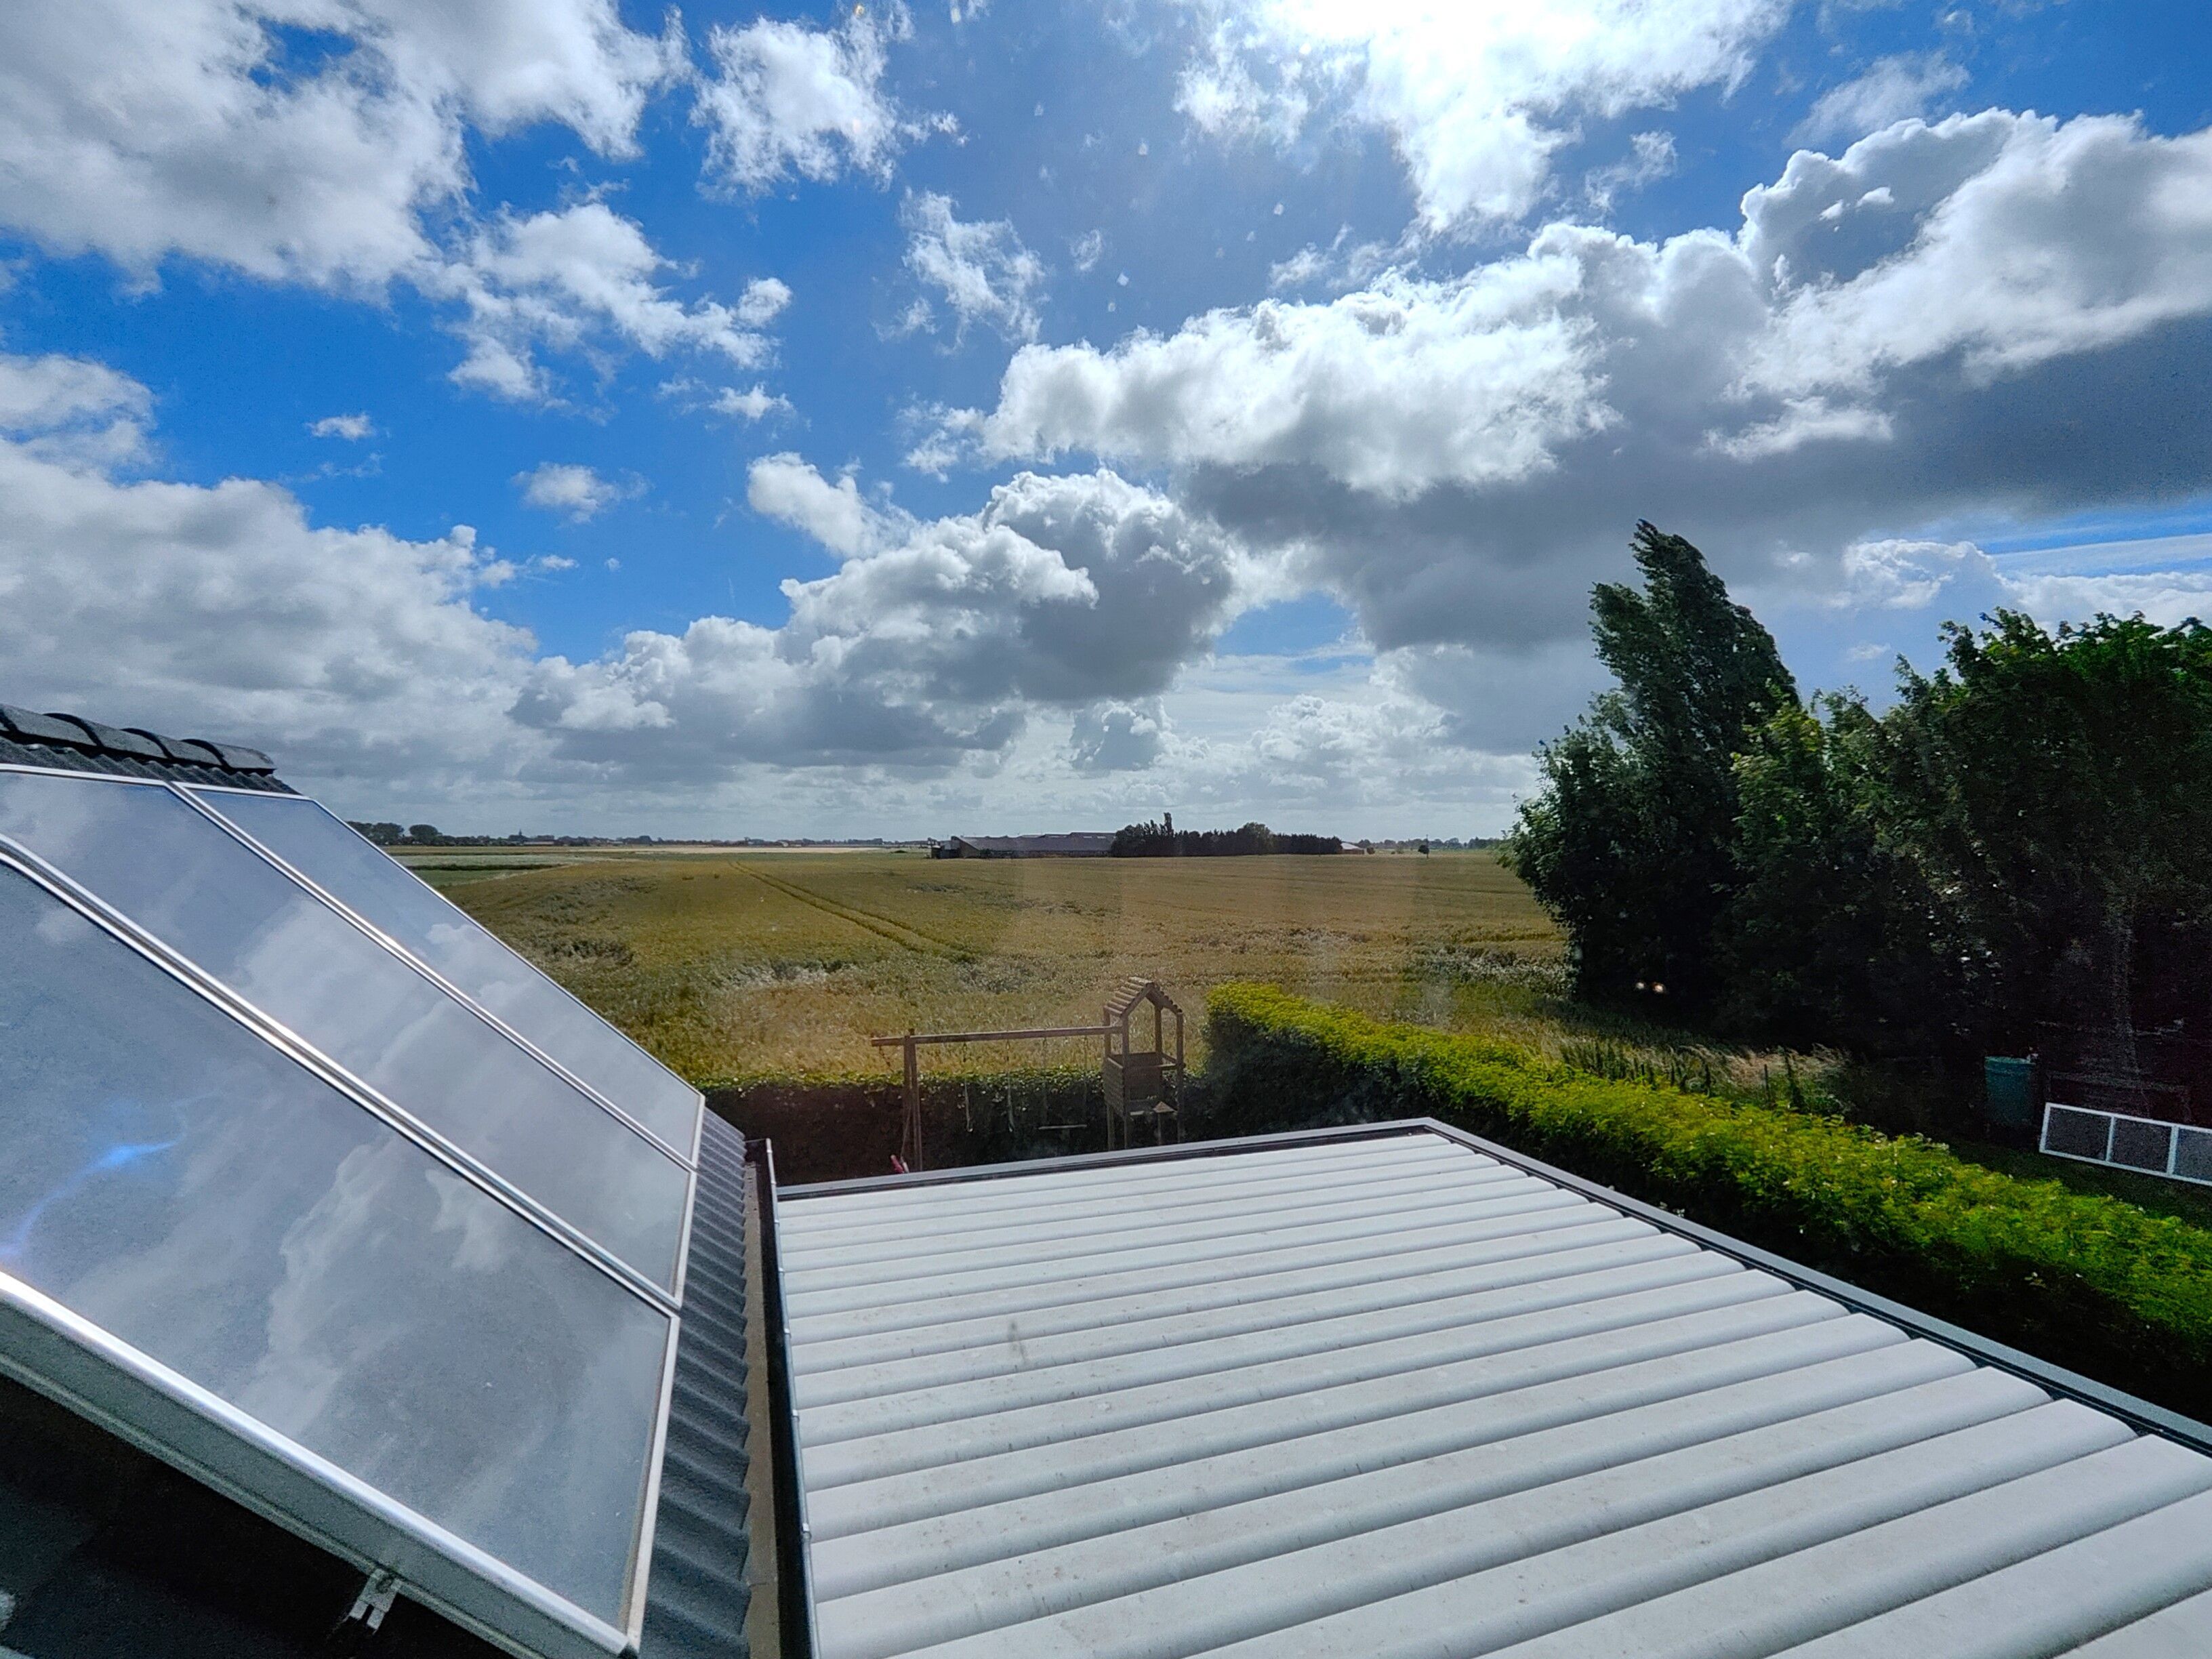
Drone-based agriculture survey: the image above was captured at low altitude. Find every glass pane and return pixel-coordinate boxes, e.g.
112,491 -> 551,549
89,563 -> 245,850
2110,1116 -> 2174,1172
2043,1105 -> 2111,1160
0,865 -> 669,1624
0,770 -> 684,1289
2177,1127 -> 2212,1184
192,790 -> 699,1154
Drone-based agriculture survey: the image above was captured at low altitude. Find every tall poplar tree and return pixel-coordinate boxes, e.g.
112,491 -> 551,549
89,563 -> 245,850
1507,522 -> 1796,1006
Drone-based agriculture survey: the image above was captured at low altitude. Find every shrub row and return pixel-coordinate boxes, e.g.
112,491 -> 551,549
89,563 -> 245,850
1204,983 -> 2212,1424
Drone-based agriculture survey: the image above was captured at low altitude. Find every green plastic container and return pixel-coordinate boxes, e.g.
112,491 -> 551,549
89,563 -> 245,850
1984,1056 -> 2040,1134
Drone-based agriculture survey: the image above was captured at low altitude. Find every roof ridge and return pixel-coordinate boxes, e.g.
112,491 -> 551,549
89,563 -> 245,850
0,701 -> 276,776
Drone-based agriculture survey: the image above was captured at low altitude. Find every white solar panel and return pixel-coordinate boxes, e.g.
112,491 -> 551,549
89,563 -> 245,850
0,769 -> 689,1291
0,854 -> 674,1656
186,787 -> 700,1156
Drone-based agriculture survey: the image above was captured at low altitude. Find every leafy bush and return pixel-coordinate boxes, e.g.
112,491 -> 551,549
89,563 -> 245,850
1204,983 -> 2212,1422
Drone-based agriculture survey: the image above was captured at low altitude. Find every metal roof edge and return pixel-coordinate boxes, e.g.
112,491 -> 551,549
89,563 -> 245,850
774,1115 -> 2212,1457
751,1136 -> 821,1659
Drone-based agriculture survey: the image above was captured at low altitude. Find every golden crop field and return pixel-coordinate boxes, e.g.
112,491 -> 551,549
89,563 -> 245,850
403,846 -> 1562,1083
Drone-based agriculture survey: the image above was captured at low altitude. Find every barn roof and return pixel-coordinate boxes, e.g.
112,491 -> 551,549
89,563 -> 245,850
948,834 -> 1116,857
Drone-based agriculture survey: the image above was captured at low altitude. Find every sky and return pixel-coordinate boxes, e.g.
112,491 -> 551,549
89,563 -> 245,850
1,0 -> 2209,840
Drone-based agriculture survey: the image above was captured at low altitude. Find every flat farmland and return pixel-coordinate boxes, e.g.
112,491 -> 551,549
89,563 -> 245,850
403,848 -> 1561,1082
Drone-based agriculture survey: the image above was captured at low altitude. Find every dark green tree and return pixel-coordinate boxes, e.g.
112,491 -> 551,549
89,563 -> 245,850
1868,612 -> 2212,1060
1506,522 -> 1796,1006
1719,697 -> 1961,1052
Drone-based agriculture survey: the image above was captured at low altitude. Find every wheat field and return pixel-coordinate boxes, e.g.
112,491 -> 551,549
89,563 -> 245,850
405,847 -> 1561,1082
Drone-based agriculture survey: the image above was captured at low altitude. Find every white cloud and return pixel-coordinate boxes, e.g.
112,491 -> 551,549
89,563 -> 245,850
1747,112 -> 2212,392
514,462 -> 638,522
308,413 -> 375,441
434,201 -> 782,401
747,453 -> 907,558
1584,129 -> 1678,214
1794,52 -> 1969,147
937,264 -> 1610,496
927,108 -> 2212,667
0,348 -> 1274,817
0,351 -> 535,790
737,276 -> 794,327
1835,537 -> 1983,610
899,192 -> 1048,344
517,469 -> 1253,773
1267,226 -> 1397,293
715,385 -> 793,421
2000,569 -> 2212,632
1070,699 -> 1167,773
1070,230 -> 1105,272
0,0 -> 679,289
1175,0 -> 1787,230
0,348 -> 150,467
0,5 -> 785,401
694,3 -> 947,194
659,377 -> 794,421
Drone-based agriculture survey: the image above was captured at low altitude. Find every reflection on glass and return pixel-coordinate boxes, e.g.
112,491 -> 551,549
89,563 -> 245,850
0,867 -> 668,1624
0,771 -> 685,1289
192,790 -> 699,1154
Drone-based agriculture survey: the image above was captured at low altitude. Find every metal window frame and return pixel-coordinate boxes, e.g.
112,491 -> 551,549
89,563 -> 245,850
0,845 -> 682,1657
179,781 -> 703,1166
777,1117 -> 2212,1460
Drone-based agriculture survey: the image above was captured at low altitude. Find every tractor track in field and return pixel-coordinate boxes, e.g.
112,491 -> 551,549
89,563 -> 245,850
733,863 -> 974,960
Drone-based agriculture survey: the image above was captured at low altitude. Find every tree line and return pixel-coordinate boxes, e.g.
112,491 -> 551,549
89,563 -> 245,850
1505,522 -> 2212,1063
1111,819 -> 1344,857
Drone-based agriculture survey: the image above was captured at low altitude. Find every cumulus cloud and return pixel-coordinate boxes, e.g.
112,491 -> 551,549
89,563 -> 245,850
432,201 -> 783,401
737,276 -> 794,327
0,0 -> 679,289
899,192 -> 1048,343
0,346 -> 1268,811
929,110 -> 2212,667
1070,699 -> 1167,773
935,264 -> 1610,496
517,469 -> 1252,773
0,350 -> 534,787
514,462 -> 638,522
0,5 -> 787,401
1834,538 -> 1982,611
0,348 -> 151,467
308,413 -> 376,441
1794,52 -> 1969,147
1175,0 -> 1786,229
1267,226 -> 1397,293
694,3 -> 947,194
747,453 -> 907,557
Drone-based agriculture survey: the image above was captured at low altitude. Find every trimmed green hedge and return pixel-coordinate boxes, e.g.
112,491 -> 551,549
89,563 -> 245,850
1204,983 -> 2212,1423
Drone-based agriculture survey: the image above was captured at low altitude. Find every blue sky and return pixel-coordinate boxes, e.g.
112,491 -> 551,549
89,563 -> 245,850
3,0 -> 2210,837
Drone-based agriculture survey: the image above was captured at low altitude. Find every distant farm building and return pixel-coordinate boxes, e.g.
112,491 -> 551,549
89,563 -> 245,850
932,832 -> 1116,858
